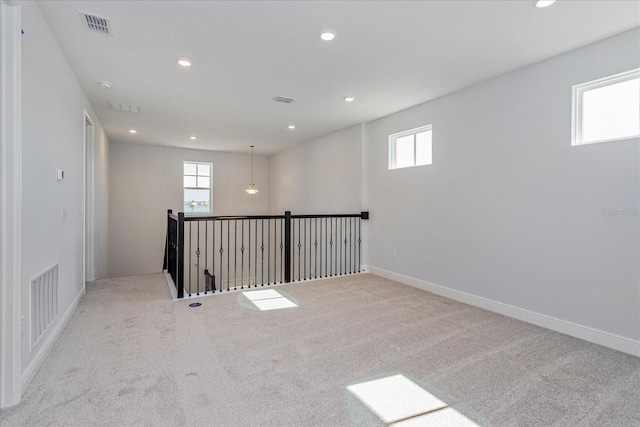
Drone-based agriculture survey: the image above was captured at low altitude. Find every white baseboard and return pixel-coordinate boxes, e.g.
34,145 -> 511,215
163,270 -> 178,300
21,286 -> 86,394
365,265 -> 640,357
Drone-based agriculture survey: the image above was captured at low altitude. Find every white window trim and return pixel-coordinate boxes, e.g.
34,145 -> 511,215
183,161 -> 213,215
571,68 -> 640,146
388,124 -> 432,170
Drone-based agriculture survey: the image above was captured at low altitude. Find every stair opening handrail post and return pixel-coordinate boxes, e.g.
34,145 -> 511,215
284,211 -> 291,283
177,212 -> 185,298
164,209 -> 172,272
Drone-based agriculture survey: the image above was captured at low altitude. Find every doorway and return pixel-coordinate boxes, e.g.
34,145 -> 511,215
84,111 -> 95,283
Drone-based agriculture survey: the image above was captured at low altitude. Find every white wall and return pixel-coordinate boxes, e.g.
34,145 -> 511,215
20,1 -> 110,381
366,29 -> 640,343
109,143 -> 269,277
269,125 -> 363,214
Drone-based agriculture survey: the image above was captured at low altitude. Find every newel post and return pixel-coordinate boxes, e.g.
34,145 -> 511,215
163,209 -> 172,271
177,212 -> 185,298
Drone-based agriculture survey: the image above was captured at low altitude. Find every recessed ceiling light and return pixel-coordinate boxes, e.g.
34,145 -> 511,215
320,30 -> 336,41
344,97 -> 355,102
189,136 -> 197,140
128,129 -> 137,134
533,0 -> 556,8
177,58 -> 192,67
288,125 -> 296,130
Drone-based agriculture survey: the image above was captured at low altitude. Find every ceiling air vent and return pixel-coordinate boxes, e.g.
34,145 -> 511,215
273,96 -> 295,104
79,11 -> 111,35
108,102 -> 140,113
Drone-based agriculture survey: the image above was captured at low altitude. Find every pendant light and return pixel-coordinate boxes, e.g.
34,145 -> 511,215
245,145 -> 259,195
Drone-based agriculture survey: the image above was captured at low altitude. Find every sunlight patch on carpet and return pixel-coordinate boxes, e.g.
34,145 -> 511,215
390,407 -> 478,426
239,289 -> 298,311
348,374 -> 478,426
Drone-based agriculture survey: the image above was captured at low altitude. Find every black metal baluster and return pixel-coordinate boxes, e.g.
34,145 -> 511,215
358,218 -> 362,272
254,219 -> 258,287
329,217 -> 331,276
188,222 -> 192,296
341,217 -> 344,275
323,217 -> 327,277
241,220 -> 245,289
280,218 -> 284,283
268,218 -> 271,285
309,218 -> 312,278
318,218 -> 327,277
336,217 -> 339,276
204,220 -> 208,293
227,220 -> 231,291
344,218 -> 348,275
211,219 -> 222,293
261,219 -> 265,286
218,220 -> 223,292
314,218 -> 318,279
233,220 -> 237,290
343,218 -> 348,275
292,218 -> 296,281
321,217 -> 325,277
351,217 -> 354,274
196,221 -> 201,295
339,217 -> 342,275
303,218 -> 307,280
353,217 -> 357,273
344,217 -> 348,275
354,217 -> 357,273
339,217 -> 343,275
297,219 -> 302,281
248,219 -> 252,287
337,217 -> 340,276
329,218 -> 333,276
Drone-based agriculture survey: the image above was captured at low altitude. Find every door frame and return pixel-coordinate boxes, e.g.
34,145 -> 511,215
0,0 -> 23,409
83,111 -> 95,284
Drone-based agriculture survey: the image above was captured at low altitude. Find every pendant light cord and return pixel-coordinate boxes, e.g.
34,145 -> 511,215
250,145 -> 254,184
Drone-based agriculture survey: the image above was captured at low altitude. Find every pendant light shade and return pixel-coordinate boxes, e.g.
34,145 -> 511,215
245,145 -> 259,195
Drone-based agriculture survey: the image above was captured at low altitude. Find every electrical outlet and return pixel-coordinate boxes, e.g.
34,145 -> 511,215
392,249 -> 396,257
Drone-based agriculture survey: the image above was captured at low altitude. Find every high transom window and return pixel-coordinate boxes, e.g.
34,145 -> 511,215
389,125 -> 432,170
572,69 -> 640,146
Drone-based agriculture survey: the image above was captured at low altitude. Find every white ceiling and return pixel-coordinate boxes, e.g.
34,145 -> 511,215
36,0 -> 640,155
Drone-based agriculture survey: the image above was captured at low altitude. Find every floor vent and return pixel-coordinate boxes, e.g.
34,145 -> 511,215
31,264 -> 58,349
273,96 -> 295,104
79,11 -> 111,35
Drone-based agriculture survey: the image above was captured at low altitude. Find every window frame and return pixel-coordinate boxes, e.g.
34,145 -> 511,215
183,161 -> 213,215
388,124 -> 433,170
571,68 -> 640,146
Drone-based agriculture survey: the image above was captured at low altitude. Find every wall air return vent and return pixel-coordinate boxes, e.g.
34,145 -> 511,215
108,102 -> 141,113
79,11 -> 111,35
273,96 -> 295,104
31,264 -> 58,351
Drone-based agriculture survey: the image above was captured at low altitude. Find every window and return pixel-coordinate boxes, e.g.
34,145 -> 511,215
572,69 -> 640,146
183,161 -> 212,214
389,125 -> 432,169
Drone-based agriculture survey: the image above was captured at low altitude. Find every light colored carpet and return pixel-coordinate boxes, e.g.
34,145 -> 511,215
1,273 -> 639,426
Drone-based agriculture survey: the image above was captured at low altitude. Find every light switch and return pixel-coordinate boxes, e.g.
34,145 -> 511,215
56,168 -> 64,181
